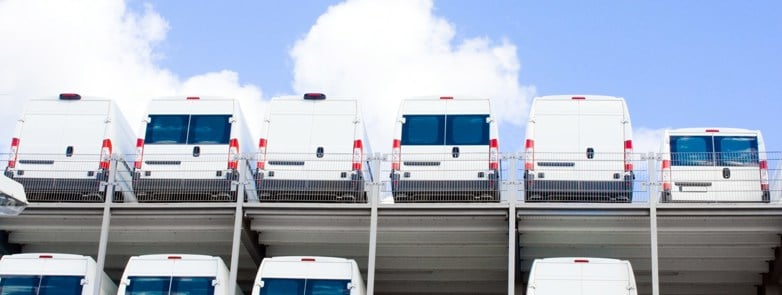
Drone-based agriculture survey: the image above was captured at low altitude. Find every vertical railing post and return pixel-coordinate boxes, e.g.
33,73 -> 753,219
228,154 -> 247,295
507,152 -> 518,295
93,154 -> 118,295
647,152 -> 660,295
366,153 -> 382,295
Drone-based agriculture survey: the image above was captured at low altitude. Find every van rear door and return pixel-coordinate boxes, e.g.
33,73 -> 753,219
713,134 -> 762,201
265,100 -> 313,180
444,100 -> 491,180
399,100 -> 447,178
529,99 -> 579,180
308,100 -> 357,180
578,99 -> 627,181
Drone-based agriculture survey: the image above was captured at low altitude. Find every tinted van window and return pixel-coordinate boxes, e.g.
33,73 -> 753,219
145,115 -> 189,144
188,115 -> 231,144
259,278 -> 351,295
401,115 -> 444,145
0,275 -> 83,295
446,115 -> 489,145
670,136 -> 713,166
715,136 -> 759,166
145,114 -> 232,145
125,276 -> 215,295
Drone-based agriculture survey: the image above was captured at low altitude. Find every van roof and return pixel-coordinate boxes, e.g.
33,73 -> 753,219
534,95 -> 625,102
265,256 -> 353,263
536,257 -> 628,264
667,127 -> 761,134
1,253 -> 92,261
130,254 -> 219,261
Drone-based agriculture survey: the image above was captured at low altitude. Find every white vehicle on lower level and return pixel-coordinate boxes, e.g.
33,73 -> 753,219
252,256 -> 366,295
526,257 -> 637,295
0,253 -> 117,295
660,128 -> 769,202
118,254 -> 242,295
0,174 -> 27,216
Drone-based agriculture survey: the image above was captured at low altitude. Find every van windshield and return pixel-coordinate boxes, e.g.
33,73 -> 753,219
0,275 -> 84,295
125,276 -> 215,295
260,278 -> 351,295
401,115 -> 444,145
446,115 -> 489,145
145,115 -> 231,145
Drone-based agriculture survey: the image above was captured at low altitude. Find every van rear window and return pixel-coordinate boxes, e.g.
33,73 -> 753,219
0,275 -> 84,294
401,115 -> 445,145
145,115 -> 231,145
715,136 -> 759,166
446,115 -> 489,145
670,136 -> 713,166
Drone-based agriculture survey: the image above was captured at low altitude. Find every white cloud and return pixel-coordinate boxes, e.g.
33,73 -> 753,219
0,0 -> 264,149
632,127 -> 666,154
290,0 -> 535,151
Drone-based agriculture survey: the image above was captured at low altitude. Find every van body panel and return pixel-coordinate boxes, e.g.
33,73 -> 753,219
257,96 -> 370,202
527,257 -> 637,295
524,95 -> 633,202
0,253 -> 118,295
661,128 -> 768,202
391,97 -> 499,202
5,97 -> 135,201
252,256 -> 365,295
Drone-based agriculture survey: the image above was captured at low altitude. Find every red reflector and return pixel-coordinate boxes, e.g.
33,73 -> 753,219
571,96 -> 586,100
168,256 -> 182,260
624,140 -> 633,149
705,129 -> 719,133
439,96 -> 454,100
186,96 -> 200,100
574,259 -> 589,263
525,139 -> 534,149
301,258 -> 316,262
59,93 -> 81,100
39,255 -> 53,259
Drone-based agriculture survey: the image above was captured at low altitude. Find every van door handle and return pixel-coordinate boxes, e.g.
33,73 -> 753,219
65,146 -> 74,157
586,147 -> 594,159
452,147 -> 460,158
193,146 -> 200,157
723,167 -> 730,179
316,147 -> 324,158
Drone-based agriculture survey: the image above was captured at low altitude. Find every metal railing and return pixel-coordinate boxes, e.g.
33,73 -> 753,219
2,152 -> 779,204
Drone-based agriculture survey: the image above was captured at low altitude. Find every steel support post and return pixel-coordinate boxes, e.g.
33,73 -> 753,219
228,155 -> 248,295
507,153 -> 518,295
648,152 -> 660,295
366,153 -> 382,295
93,155 -> 118,295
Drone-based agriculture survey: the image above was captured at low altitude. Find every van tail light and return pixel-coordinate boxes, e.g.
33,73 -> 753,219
257,138 -> 267,170
524,139 -> 534,170
624,140 -> 633,172
489,139 -> 499,170
760,160 -> 769,191
662,159 -> 672,192
352,139 -> 363,170
134,138 -> 144,169
99,139 -> 112,170
8,137 -> 19,168
391,139 -> 401,170
228,138 -> 239,169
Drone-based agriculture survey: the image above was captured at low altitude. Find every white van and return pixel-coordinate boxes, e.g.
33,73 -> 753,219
117,254 -> 242,295
660,128 -> 769,202
0,253 -> 117,295
252,256 -> 365,295
526,257 -> 638,295
523,95 -> 634,202
133,97 -> 253,201
0,173 -> 27,216
4,93 -> 136,202
390,96 -> 500,202
255,93 -> 372,202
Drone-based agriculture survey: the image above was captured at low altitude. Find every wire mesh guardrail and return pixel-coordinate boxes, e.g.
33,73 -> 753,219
656,152 -> 780,203
254,152 -> 369,203
3,151 -> 781,204
520,152 -> 647,203
3,153 -> 109,202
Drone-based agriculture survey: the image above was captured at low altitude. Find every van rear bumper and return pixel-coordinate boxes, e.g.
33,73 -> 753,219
4,173 -> 106,202
131,171 -> 238,202
524,178 -> 633,202
256,173 -> 366,202
391,172 -> 500,202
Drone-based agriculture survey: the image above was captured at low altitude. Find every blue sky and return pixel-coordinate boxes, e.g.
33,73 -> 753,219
1,0 -> 780,153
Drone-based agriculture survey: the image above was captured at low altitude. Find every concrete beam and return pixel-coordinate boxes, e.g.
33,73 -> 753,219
240,216 -> 265,267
